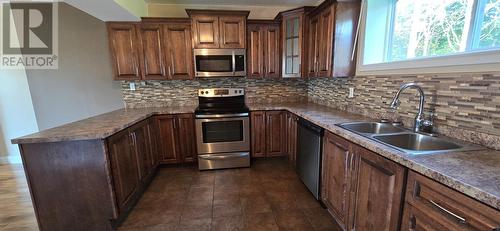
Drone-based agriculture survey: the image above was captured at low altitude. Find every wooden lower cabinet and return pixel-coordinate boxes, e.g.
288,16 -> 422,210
321,131 -> 406,231
107,129 -> 140,214
321,132 -> 353,230
401,171 -> 500,231
286,112 -> 298,164
130,119 -> 155,182
350,145 -> 406,231
155,114 -> 197,164
250,111 -> 287,157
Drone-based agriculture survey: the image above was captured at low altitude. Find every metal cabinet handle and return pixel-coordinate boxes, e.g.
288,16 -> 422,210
429,200 -> 467,224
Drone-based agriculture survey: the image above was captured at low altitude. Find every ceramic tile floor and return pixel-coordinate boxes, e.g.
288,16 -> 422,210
118,157 -> 342,231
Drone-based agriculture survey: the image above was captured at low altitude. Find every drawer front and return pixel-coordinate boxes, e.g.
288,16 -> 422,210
401,203 -> 451,231
405,171 -> 500,231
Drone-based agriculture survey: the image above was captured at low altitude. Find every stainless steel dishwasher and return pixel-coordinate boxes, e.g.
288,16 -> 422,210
297,118 -> 324,200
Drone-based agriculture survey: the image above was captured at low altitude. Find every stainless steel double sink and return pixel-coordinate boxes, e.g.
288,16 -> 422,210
337,122 -> 484,155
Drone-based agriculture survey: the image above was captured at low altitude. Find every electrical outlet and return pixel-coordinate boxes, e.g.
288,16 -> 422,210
129,82 -> 136,91
348,87 -> 355,98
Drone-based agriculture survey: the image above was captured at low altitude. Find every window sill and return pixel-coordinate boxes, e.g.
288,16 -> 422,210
356,49 -> 500,76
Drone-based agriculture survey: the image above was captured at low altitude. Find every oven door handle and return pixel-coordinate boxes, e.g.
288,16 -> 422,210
195,113 -> 249,119
198,153 -> 249,160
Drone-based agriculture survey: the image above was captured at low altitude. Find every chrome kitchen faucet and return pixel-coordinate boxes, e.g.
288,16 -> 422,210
390,83 -> 434,133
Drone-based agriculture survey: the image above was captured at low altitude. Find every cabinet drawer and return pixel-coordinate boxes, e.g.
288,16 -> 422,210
405,171 -> 500,230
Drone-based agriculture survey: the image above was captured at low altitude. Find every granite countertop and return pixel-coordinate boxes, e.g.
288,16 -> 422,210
11,102 -> 500,210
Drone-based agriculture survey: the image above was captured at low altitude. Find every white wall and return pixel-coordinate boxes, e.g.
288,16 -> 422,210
26,3 -> 124,130
0,69 -> 39,163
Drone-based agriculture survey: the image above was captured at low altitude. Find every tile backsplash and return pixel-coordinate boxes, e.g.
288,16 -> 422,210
121,73 -> 500,149
122,78 -> 308,108
308,73 -> 500,149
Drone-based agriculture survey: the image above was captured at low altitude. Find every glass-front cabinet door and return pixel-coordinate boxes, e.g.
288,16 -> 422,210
281,8 -> 309,78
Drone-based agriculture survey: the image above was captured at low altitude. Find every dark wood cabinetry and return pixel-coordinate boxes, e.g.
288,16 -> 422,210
107,23 -> 141,80
107,19 -> 194,81
286,112 -> 298,164
322,132 -> 353,230
322,131 -> 406,231
107,129 -> 140,214
188,10 -> 249,49
155,114 -> 197,164
250,111 -> 287,157
247,21 -> 281,78
164,22 -> 194,80
401,171 -> 500,231
130,119 -> 155,181
306,1 -> 360,78
280,7 -> 312,78
307,4 -> 334,77
350,145 -> 406,231
137,23 -> 166,80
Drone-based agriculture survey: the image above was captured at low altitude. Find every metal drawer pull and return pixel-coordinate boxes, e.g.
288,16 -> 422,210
198,153 -> 248,160
429,200 -> 467,224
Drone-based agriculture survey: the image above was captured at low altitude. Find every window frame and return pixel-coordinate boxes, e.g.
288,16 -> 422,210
356,0 -> 500,75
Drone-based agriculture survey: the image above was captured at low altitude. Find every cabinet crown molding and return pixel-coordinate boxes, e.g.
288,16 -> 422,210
186,9 -> 250,17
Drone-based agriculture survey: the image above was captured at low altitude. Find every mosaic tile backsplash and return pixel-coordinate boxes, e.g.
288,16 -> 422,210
122,78 -> 308,108
308,73 -> 500,149
122,73 -> 500,149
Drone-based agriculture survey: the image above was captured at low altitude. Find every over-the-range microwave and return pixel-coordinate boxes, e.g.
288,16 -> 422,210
193,49 -> 246,77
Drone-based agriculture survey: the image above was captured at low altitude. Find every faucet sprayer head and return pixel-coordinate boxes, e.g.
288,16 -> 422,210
390,99 -> 400,109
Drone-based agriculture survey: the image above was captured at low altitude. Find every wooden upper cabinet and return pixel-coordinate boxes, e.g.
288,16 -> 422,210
219,16 -> 246,48
164,22 -> 194,80
332,1 -> 361,77
190,15 -> 220,48
247,21 -> 280,79
264,24 -> 280,78
306,1 -> 360,78
280,7 -> 312,78
322,131 -> 353,230
107,23 -> 141,80
247,24 -> 264,78
137,23 -> 166,80
188,10 -> 249,49
306,14 -> 319,78
350,145 -> 406,231
317,7 -> 334,77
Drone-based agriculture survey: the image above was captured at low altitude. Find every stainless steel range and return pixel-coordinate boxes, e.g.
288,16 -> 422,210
195,88 -> 250,170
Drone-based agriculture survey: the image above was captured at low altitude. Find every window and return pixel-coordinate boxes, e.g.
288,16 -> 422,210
360,0 -> 500,72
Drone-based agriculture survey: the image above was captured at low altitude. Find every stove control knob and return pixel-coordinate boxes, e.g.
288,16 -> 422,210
239,90 -> 242,93
205,91 -> 209,94
200,91 -> 204,94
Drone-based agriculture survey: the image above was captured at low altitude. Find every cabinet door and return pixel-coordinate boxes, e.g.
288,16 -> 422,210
286,113 -> 298,164
176,114 -> 197,163
164,23 -> 194,80
282,15 -> 303,78
306,15 -> 319,78
146,118 -> 159,168
107,23 -> 141,80
321,131 -> 352,230
317,7 -> 334,77
219,16 -> 246,48
107,129 -> 139,213
266,111 -> 287,156
350,146 -> 406,231
251,111 -> 266,158
191,15 -> 220,48
137,23 -> 166,80
155,115 -> 179,164
264,24 -> 281,78
130,120 -> 153,181
247,24 -> 264,78
332,2 -> 360,77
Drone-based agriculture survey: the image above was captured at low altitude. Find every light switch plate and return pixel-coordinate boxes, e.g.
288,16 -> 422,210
129,82 -> 136,91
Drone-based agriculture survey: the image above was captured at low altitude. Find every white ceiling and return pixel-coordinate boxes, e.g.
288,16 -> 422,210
145,0 -> 322,6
